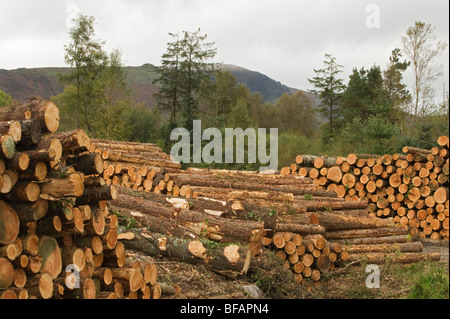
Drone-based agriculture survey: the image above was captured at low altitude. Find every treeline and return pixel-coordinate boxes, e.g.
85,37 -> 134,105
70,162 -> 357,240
49,14 -> 320,170
1,16 -> 448,171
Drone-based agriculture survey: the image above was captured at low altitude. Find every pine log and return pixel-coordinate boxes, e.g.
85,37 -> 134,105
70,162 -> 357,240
91,139 -> 165,153
38,236 -> 62,279
326,166 -> 343,183
434,187 -> 449,204
39,173 -> 84,198
17,162 -> 47,181
0,200 -> 20,245
61,247 -> 86,273
0,120 -> 22,143
48,129 -> 90,154
0,98 -> 59,133
1,135 -> 15,160
121,229 -> 293,279
314,211 -> 394,231
9,199 -> 48,223
313,255 -> 330,273
85,207 -> 105,236
274,223 -> 326,234
65,153 -> 103,175
22,234 -> 39,256
16,119 -> 41,149
342,241 -> 423,254
35,139 -> 63,162
111,194 -> 265,243
347,252 -> 440,264
0,257 -> 14,289
76,185 -> 117,205
314,156 -> 337,169
332,235 -> 410,245
107,267 -> 143,293
437,136 -> 449,147
325,226 -> 408,240
402,146 -> 432,155
110,204 -> 198,239
26,273 -> 54,299
106,151 -> 180,169
295,199 -> 368,212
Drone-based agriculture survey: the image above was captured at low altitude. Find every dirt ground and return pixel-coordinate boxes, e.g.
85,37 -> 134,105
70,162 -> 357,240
152,240 -> 449,300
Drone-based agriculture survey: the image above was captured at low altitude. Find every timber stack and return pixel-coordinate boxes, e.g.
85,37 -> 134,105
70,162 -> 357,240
0,98 -> 161,299
108,165 -> 441,285
89,138 -> 182,193
282,136 -> 449,241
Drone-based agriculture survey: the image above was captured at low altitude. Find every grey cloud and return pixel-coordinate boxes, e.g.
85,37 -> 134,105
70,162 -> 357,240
0,0 -> 448,92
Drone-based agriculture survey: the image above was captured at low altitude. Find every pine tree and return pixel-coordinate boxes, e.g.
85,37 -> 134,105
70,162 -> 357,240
308,54 -> 346,135
153,32 -> 183,125
154,28 -> 217,130
340,65 -> 390,123
383,48 -> 411,109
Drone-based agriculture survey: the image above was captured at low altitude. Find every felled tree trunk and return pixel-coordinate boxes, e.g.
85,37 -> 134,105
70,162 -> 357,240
111,194 -> 264,243
0,200 -> 20,245
0,97 -> 59,133
347,252 -> 441,264
120,229 -> 296,279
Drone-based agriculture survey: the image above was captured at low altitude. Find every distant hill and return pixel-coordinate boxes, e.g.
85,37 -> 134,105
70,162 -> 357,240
220,64 -> 295,102
0,63 -> 312,107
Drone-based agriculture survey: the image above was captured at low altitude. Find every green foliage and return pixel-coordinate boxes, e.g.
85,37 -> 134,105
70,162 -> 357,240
325,117 -> 366,156
60,13 -> 108,131
276,91 -> 319,137
383,48 -> 411,110
199,70 -> 239,127
340,65 -> 390,123
277,132 -> 322,168
249,270 -> 275,294
406,263 -> 449,299
113,210 -> 137,230
308,53 -> 346,135
0,89 -> 12,107
50,14 -> 447,172
124,104 -> 162,143
154,28 -> 217,130
226,98 -> 256,129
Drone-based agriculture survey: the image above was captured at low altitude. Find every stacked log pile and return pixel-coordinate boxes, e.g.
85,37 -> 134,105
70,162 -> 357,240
262,232 -> 347,284
109,165 -> 441,286
0,98 -> 161,299
89,138 -> 182,193
282,136 -> 449,241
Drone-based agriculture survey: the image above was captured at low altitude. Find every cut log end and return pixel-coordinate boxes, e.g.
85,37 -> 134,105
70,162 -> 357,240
43,101 -> 60,133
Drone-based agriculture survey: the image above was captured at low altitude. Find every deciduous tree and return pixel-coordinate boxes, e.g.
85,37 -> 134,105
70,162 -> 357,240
60,13 -> 108,131
401,21 -> 447,117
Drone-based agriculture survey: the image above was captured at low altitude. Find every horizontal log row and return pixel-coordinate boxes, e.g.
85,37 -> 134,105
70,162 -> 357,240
0,99 -> 161,299
282,136 -> 449,241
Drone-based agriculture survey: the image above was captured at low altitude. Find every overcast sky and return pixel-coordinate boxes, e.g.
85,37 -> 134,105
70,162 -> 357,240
0,0 -> 448,95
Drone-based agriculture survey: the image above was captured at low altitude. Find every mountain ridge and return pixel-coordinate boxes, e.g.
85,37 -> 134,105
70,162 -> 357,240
0,63 -> 309,106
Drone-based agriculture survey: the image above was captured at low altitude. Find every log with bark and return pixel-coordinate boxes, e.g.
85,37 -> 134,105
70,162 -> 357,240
111,193 -> 265,243
119,228 -> 296,279
0,97 -> 59,133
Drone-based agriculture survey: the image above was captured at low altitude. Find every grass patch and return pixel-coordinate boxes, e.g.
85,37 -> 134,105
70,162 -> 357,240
401,262 -> 449,299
